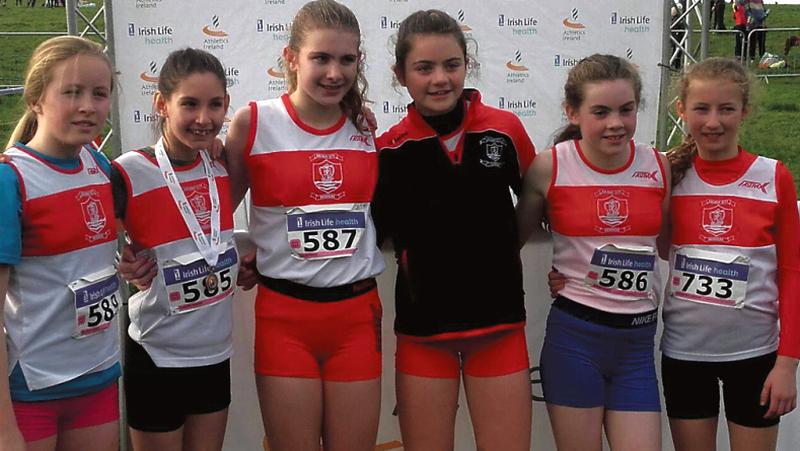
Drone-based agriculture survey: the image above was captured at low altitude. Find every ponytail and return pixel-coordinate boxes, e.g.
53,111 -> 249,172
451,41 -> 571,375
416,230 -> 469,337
553,123 -> 582,145
6,110 -> 38,150
667,135 -> 698,186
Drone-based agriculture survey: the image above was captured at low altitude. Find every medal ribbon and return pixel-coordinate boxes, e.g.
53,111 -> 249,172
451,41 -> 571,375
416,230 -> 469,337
154,138 -> 222,268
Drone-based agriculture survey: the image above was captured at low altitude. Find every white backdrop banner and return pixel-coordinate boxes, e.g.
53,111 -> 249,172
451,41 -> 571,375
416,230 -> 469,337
108,2 -> 800,451
110,0 -> 663,152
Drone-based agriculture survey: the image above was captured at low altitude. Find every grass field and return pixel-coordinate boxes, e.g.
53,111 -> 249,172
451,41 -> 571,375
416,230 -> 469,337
1,2 -> 798,182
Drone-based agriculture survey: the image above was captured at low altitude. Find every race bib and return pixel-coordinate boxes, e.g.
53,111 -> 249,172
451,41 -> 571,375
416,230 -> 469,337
69,267 -> 120,339
670,248 -> 750,309
287,204 -> 367,260
161,245 -> 239,315
585,244 -> 656,301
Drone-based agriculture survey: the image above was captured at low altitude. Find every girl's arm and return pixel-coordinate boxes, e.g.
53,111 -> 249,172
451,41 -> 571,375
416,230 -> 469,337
516,149 -> 553,247
224,105 -> 254,209
656,152 -> 673,260
0,265 -> 26,451
761,162 -> 800,418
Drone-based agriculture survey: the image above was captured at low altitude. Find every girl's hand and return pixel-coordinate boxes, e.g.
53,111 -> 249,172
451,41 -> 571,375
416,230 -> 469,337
208,137 -> 225,161
118,245 -> 157,291
760,356 -> 799,418
548,267 -> 567,298
0,153 -> 11,164
362,106 -> 377,132
237,252 -> 258,291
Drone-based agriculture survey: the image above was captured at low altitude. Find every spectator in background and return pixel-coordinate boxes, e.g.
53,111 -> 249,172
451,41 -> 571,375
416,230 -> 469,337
747,0 -> 768,62
713,0 -> 726,30
733,0 -> 748,59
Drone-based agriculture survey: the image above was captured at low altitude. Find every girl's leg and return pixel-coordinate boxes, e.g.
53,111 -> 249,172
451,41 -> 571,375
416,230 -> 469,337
396,372 -> 460,451
728,422 -> 778,451
667,418 -> 718,451
256,375 -> 323,451
546,404 -> 604,451
604,411 -> 661,451
58,420 -> 118,451
321,378 -> 381,451
183,409 -> 229,451
463,369 -> 531,451
25,436 -> 57,451
129,428 -> 183,451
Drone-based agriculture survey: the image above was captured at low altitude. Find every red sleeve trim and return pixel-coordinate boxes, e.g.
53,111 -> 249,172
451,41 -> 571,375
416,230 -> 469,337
774,162 -> 800,358
244,101 -> 258,159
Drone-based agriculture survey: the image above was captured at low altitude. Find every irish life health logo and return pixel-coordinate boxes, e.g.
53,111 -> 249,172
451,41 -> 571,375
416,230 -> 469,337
563,8 -> 586,41
127,22 -> 174,46
506,51 -> 529,85
498,13 -> 539,37
380,16 -> 400,29
256,18 -> 291,42
203,15 -> 229,50
554,54 -> 580,68
610,11 -> 651,33
498,96 -> 537,118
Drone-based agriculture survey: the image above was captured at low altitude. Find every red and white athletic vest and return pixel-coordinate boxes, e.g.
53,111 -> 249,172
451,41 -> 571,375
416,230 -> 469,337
548,140 -> 666,314
245,95 -> 384,287
662,155 -> 780,361
4,145 -> 119,390
114,150 -> 236,367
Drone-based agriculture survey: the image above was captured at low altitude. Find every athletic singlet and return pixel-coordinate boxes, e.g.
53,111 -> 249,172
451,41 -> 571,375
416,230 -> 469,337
662,151 -> 793,361
244,94 -> 384,287
548,139 -> 666,314
113,149 -> 236,367
3,145 -> 119,390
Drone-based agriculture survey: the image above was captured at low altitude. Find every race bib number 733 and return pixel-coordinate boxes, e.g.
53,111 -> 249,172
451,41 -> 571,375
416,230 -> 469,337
670,248 -> 750,309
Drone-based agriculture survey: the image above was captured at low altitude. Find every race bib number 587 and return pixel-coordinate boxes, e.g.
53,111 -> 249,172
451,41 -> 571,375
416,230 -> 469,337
287,207 -> 366,260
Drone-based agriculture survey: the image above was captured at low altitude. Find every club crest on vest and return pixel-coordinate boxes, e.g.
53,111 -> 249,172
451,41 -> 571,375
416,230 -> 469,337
184,182 -> 211,226
595,189 -> 630,231
77,189 -> 110,242
701,199 -> 734,238
479,136 -> 506,168
310,153 -> 345,200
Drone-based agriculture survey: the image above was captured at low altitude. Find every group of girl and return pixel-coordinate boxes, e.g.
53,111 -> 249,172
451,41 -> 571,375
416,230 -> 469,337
1,1 -> 797,451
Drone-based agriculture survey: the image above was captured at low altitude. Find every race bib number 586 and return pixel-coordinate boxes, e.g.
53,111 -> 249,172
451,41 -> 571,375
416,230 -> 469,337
586,244 -> 656,301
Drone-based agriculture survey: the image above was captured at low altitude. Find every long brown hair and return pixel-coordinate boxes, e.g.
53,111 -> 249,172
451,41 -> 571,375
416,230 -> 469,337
6,36 -> 113,149
283,0 -> 369,133
667,57 -> 752,186
554,54 -> 642,145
